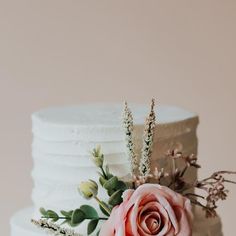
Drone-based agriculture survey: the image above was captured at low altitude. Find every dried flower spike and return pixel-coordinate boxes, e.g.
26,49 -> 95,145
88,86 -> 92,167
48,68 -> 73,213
139,99 -> 156,177
123,101 -> 138,175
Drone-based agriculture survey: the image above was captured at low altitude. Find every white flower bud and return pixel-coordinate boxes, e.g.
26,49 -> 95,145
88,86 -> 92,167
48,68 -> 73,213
78,180 -> 98,199
91,145 -> 104,168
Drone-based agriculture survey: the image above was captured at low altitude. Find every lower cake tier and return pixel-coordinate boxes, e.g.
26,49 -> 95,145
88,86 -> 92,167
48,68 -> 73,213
11,207 -> 223,236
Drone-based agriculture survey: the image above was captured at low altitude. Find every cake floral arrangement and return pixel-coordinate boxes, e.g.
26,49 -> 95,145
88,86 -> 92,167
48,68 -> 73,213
31,100 -> 236,236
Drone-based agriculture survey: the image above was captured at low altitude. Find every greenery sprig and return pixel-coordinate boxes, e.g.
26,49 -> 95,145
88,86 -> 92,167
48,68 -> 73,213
39,205 -> 106,235
92,146 -> 128,207
35,146 -> 128,235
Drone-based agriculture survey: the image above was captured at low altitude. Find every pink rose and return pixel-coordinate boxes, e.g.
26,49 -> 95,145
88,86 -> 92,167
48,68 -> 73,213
100,184 -> 193,236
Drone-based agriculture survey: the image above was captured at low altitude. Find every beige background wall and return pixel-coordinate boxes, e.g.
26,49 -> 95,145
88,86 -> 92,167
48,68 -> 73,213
1,0 -> 236,235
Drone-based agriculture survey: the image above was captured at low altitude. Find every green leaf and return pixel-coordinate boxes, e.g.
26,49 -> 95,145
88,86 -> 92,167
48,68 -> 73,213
107,188 -> 115,196
103,176 -> 118,190
108,189 -> 123,206
80,205 -> 98,219
116,181 -> 127,191
39,207 -> 47,216
105,165 -> 113,179
87,219 -> 99,235
40,208 -> 59,221
47,210 -> 59,221
99,201 -> 111,217
99,176 -> 107,186
71,209 -> 85,226
60,210 -> 73,218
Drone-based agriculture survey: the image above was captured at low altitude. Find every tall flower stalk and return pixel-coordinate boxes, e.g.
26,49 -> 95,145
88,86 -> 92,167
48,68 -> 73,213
123,101 -> 138,175
139,99 -> 156,177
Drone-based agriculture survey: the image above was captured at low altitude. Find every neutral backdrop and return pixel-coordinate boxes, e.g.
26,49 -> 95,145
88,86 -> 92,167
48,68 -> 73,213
1,0 -> 236,235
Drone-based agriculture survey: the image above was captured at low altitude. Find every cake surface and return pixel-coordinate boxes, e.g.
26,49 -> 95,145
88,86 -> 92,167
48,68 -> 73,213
32,104 -> 197,125
10,104 -> 223,235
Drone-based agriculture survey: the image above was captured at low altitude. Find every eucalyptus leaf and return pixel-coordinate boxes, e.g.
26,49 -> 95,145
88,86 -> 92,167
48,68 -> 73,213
87,219 -> 99,235
105,165 -> 113,179
39,207 -> 47,216
47,210 -> 59,221
108,189 -> 123,206
99,176 -> 107,186
60,210 -> 73,218
71,209 -> 85,225
116,181 -> 127,191
107,188 -> 115,196
80,205 -> 98,219
103,176 -> 118,190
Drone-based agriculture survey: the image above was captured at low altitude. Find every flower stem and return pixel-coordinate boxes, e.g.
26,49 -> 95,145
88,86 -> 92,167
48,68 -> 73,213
94,196 -> 111,215
42,216 -> 69,220
100,167 -> 108,179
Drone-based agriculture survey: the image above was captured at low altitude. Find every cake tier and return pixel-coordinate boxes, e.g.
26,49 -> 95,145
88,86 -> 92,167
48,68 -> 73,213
31,104 -> 199,233
11,207 -> 223,236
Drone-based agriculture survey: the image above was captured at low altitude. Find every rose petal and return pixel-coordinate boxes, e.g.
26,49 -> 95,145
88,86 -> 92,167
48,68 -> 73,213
141,212 -> 161,233
173,206 -> 192,236
122,189 -> 135,202
137,201 -> 171,236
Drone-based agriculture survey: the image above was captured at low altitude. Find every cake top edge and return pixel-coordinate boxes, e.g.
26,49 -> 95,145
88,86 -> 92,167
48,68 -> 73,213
32,103 -> 198,126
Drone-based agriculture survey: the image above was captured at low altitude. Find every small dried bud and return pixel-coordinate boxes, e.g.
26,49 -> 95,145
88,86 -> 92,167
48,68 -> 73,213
91,145 -> 104,168
167,149 -> 182,158
78,180 -> 98,199
184,154 -> 201,168
204,203 -> 217,218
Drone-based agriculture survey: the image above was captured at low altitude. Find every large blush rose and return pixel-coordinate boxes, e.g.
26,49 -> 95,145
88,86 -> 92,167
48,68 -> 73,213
100,184 -> 193,236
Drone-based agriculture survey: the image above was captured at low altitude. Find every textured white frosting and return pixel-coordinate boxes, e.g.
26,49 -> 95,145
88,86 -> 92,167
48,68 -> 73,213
10,103 -> 222,235
11,207 -> 223,236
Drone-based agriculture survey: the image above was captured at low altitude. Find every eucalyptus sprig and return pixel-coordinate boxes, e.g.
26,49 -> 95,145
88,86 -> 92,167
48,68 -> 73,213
91,146 -> 128,207
36,146 -> 129,235
39,205 -> 107,235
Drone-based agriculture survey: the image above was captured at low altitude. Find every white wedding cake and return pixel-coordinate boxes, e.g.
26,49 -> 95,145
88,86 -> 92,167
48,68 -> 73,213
10,104 -> 223,235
